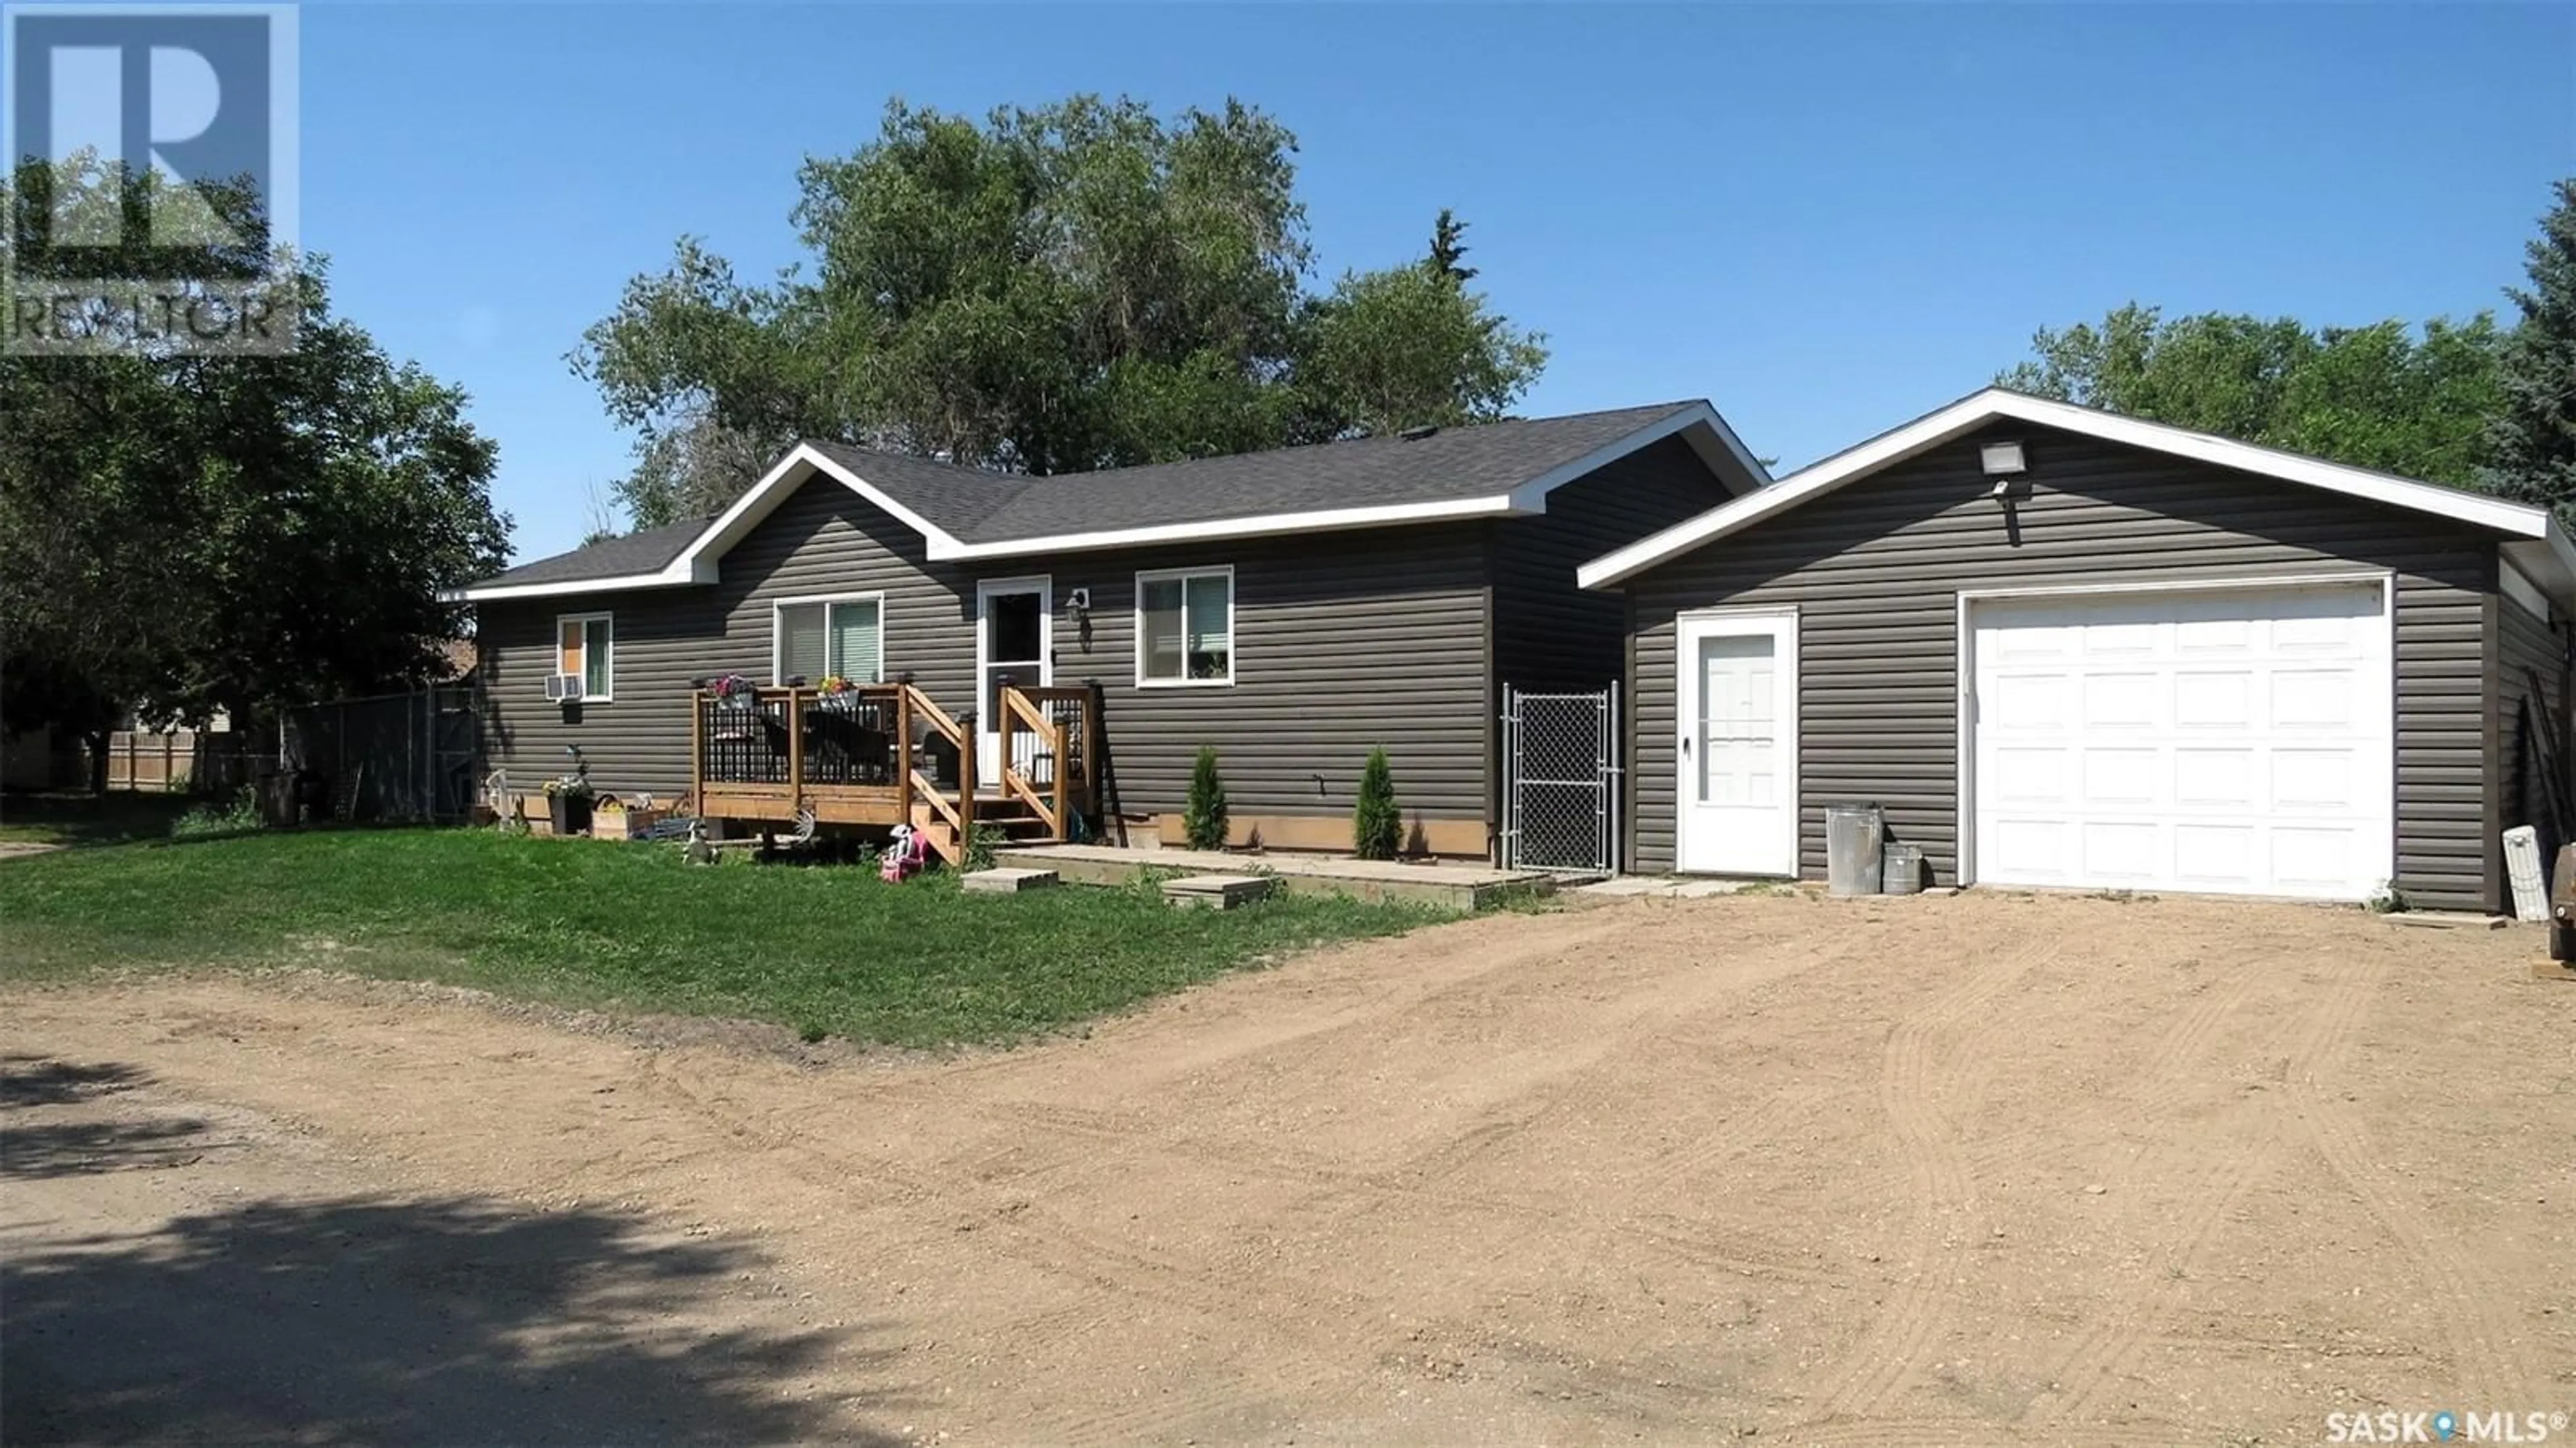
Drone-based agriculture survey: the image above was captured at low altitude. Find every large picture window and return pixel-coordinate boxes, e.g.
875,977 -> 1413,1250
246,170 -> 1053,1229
1136,567 -> 1234,686
773,594 -> 885,684
554,613 -> 612,701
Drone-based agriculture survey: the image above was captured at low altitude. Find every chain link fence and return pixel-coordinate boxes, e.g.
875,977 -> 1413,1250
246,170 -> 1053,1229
55,684 -> 486,823
1501,682 -> 1621,874
282,685 -> 486,823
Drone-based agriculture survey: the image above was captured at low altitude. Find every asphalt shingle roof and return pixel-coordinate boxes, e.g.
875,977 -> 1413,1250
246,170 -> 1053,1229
472,516 -> 708,588
472,402 -> 1711,588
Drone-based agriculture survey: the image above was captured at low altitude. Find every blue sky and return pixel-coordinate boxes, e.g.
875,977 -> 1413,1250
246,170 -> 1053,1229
297,2 -> 2574,564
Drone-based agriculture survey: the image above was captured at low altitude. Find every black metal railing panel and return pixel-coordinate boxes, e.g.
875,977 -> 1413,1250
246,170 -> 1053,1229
699,691 -> 791,785
797,690 -> 902,786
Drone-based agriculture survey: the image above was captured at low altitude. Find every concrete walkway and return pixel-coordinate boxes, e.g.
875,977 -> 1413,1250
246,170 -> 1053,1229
989,843 -> 1554,909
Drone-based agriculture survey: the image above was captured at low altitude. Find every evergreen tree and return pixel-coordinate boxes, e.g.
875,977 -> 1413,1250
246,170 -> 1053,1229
1428,209 -> 1477,285
1183,745 -> 1230,851
1353,747 -> 1401,861
2485,179 -> 2576,516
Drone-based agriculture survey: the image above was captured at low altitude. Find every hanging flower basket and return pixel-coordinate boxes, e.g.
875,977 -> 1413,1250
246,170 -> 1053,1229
817,674 -> 859,711
709,674 -> 757,710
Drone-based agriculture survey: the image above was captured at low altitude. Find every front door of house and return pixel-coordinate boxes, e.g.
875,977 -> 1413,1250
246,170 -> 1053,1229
975,576 -> 1051,784
1676,610 -> 1799,876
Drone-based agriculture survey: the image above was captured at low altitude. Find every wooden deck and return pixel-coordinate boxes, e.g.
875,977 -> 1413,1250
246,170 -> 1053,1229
688,682 -> 1101,866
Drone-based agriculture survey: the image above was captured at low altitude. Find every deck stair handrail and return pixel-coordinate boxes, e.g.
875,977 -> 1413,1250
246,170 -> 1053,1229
995,684 -> 1099,837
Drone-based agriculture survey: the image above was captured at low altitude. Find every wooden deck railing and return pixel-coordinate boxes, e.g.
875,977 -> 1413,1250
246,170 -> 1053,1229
689,680 -> 1097,864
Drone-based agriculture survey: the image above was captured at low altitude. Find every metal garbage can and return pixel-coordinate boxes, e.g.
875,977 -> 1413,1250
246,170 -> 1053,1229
1825,802 -> 1884,896
1882,841 -> 1925,895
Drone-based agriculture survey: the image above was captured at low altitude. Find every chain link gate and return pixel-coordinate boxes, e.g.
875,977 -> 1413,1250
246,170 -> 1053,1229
1501,682 -> 1621,874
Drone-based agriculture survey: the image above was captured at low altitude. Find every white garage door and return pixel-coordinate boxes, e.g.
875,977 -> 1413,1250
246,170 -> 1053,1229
1970,582 -> 2393,900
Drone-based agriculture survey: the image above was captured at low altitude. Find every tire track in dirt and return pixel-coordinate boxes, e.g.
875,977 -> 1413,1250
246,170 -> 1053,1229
1784,1418 -> 2186,1448
628,1053 -> 1358,1443
1960,964 -> 2265,1176
1811,936 -> 2061,1424
2002,966 -> 2286,1420
2277,960 -> 2533,1407
2043,950 -> 2381,1425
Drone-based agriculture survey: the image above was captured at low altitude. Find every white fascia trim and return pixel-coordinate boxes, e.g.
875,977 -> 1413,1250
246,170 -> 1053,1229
444,568 -> 710,604
944,403 -> 1767,561
2500,556 -> 2553,623
936,494 -> 1517,560
457,404 -> 1776,594
689,445 -> 969,570
446,443 -> 970,604
1578,387 -> 2555,591
2503,525 -> 2576,613
1500,402 -> 1766,515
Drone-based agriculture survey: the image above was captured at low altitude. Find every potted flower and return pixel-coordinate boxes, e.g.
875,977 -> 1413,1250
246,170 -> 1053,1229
818,674 -> 857,710
543,765 -> 596,836
710,673 -> 756,711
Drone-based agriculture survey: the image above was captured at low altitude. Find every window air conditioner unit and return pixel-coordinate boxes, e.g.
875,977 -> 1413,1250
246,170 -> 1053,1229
545,673 -> 585,702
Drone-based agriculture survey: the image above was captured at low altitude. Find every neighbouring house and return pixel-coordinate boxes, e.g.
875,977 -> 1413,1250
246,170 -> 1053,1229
1580,388 -> 2576,914
452,403 -> 1766,862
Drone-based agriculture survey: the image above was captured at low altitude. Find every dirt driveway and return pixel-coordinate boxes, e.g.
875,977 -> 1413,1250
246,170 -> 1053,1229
6,892 -> 2573,1445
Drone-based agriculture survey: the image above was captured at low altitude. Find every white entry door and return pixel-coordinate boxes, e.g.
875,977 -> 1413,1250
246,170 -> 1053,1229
975,577 -> 1051,783
1970,581 -> 2393,900
1678,611 -> 1799,875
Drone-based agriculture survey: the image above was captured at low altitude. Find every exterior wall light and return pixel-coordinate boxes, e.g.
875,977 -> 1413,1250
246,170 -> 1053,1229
1982,440 -> 2029,501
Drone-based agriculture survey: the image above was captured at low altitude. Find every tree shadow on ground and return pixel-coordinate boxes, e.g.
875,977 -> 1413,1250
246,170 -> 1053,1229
0,1055 -> 148,1105
0,791 -> 197,849
3,1059 -> 911,1445
3,1115 -> 214,1178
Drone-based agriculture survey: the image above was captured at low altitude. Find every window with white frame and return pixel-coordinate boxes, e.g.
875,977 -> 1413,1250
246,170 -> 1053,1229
554,613 -> 613,701
1137,567 -> 1233,685
774,594 -> 885,684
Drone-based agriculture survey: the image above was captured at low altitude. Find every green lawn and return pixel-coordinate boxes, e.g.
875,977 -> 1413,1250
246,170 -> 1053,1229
0,828 -> 1446,1047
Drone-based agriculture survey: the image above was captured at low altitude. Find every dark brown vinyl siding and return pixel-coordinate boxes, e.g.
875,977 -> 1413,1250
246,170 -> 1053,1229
1491,435 -> 1736,692
483,478 -> 1495,823
1625,421 -> 2497,911
1061,524 -> 1492,822
2496,588 -> 2569,882
480,480 -> 980,800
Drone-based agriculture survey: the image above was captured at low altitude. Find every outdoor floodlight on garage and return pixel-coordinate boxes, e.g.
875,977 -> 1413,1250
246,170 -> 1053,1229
1982,439 -> 2029,500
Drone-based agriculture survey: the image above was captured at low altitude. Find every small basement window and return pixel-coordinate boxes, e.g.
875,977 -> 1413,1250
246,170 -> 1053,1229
774,594 -> 885,684
555,613 -> 612,701
1137,567 -> 1233,686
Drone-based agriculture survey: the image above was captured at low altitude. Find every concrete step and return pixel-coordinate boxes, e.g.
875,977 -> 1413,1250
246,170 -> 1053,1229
1161,874 -> 1277,911
963,867 -> 1061,894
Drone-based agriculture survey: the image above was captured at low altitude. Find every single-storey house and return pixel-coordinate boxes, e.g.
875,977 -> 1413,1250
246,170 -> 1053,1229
454,402 -> 1765,858
1578,388 -> 2576,913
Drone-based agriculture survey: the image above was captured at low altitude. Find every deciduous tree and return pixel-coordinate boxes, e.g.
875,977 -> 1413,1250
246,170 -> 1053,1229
0,160 -> 508,787
2000,303 -> 2505,488
576,96 -> 1546,527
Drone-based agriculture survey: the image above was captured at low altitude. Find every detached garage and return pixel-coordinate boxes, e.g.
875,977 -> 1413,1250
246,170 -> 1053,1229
1581,389 -> 2576,913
